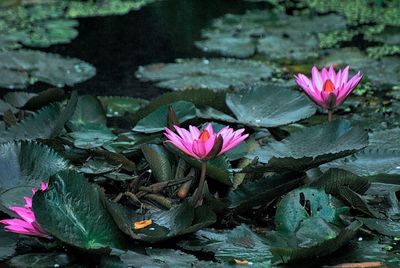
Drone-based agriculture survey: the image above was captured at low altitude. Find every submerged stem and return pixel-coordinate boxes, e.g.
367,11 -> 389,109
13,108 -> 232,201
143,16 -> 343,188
191,161 -> 207,206
328,110 -> 333,122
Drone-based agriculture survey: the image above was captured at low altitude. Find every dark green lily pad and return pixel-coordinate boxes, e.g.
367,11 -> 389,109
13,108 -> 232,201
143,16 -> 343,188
69,129 -> 116,149
248,120 -> 368,172
270,221 -> 362,263
322,148 -> 400,179
0,228 -> 18,261
369,128 -> 400,150
196,10 -> 345,60
32,170 -> 126,250
99,96 -> 149,117
0,99 -> 18,115
67,95 -> 107,131
215,224 -> 273,264
79,159 -> 120,175
275,187 -> 346,234
228,172 -> 304,212
0,186 -> 33,215
106,201 -> 216,243
135,58 -> 273,91
226,84 -> 316,128
3,92 -> 37,108
0,49 -> 95,89
132,101 -> 197,133
311,168 -> 370,196
141,144 -> 173,182
0,141 -> 69,192
7,253 -> 72,268
357,217 -> 400,237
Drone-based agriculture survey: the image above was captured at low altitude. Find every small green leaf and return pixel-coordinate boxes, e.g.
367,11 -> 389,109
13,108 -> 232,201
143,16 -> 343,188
141,144 -> 173,182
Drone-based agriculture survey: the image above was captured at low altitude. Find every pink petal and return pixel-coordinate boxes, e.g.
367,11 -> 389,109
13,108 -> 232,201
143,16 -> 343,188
312,66 -> 323,90
192,140 -> 207,159
9,207 -> 35,223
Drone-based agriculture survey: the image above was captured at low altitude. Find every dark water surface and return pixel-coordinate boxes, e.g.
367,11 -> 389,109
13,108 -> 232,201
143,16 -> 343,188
41,0 -> 264,99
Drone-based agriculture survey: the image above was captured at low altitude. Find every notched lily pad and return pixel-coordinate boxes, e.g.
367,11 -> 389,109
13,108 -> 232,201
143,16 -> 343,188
226,83 -> 316,128
248,120 -> 368,172
135,58 -> 273,91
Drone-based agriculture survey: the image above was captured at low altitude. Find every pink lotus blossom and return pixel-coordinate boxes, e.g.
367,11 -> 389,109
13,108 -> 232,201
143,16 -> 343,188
164,123 -> 248,161
0,182 -> 49,238
295,65 -> 363,110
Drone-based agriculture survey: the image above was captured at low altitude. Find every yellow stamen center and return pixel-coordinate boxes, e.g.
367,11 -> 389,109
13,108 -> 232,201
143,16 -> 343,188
323,79 -> 335,94
134,219 -> 152,230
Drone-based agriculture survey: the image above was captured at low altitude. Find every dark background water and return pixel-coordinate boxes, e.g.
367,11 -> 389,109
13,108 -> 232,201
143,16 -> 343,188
33,0 -> 265,99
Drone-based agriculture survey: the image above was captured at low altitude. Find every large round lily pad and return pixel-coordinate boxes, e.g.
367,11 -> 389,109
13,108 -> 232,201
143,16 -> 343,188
135,58 -> 273,91
0,49 -> 95,89
226,83 -> 316,128
247,120 -> 368,172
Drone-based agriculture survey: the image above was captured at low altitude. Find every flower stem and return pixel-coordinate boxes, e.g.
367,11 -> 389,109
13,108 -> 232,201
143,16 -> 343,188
328,110 -> 333,122
191,161 -> 207,206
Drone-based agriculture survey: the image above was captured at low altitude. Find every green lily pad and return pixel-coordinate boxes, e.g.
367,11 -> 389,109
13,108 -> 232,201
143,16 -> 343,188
228,172 -> 304,212
0,99 -> 18,115
0,141 -> 69,192
69,129 -> 116,149
135,58 -> 273,91
0,186 -> 32,215
3,92 -> 37,108
0,92 -> 77,143
295,217 -> 340,248
32,170 -> 126,250
106,201 -> 216,243
132,101 -> 197,133
0,228 -> 18,261
215,224 -> 273,264
248,120 -> 368,172
0,49 -> 95,89
321,149 -> 400,179
270,221 -> 362,263
7,253 -> 72,268
311,168 -> 370,196
79,159 -> 120,175
67,95 -> 107,131
141,144 -> 173,182
369,128 -> 400,150
356,217 -> 400,237
275,187 -> 346,234
226,84 -> 316,128
99,96 -> 149,117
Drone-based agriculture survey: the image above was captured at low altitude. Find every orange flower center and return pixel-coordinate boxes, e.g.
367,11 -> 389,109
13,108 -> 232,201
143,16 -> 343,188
199,130 -> 210,142
323,79 -> 335,94
134,219 -> 152,230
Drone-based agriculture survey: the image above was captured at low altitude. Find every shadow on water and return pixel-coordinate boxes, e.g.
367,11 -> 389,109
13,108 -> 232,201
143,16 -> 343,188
36,0 -> 265,99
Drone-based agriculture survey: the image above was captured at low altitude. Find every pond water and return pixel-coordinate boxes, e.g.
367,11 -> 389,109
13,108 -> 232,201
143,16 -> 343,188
42,0 -> 262,98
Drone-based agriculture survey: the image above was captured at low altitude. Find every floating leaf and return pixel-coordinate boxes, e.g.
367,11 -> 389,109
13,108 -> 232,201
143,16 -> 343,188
136,58 -> 273,91
3,92 -> 37,108
106,201 -> 216,243
69,129 -> 116,149
312,168 -> 370,196
275,187 -> 346,234
322,149 -> 400,180
7,253 -> 72,268
339,186 -> 385,218
0,186 -> 32,215
0,141 -> 69,192
0,49 -> 95,89
32,170 -> 126,250
215,224 -> 273,264
141,144 -> 173,182
99,96 -> 149,117
369,128 -> 400,150
67,95 -> 107,131
248,120 -> 368,172
357,217 -> 400,237
226,84 -> 316,128
0,228 -> 18,261
132,101 -> 197,133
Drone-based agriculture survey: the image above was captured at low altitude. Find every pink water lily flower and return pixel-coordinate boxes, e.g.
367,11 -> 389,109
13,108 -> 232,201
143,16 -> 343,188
0,182 -> 49,238
164,123 -> 248,161
295,65 -> 363,113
